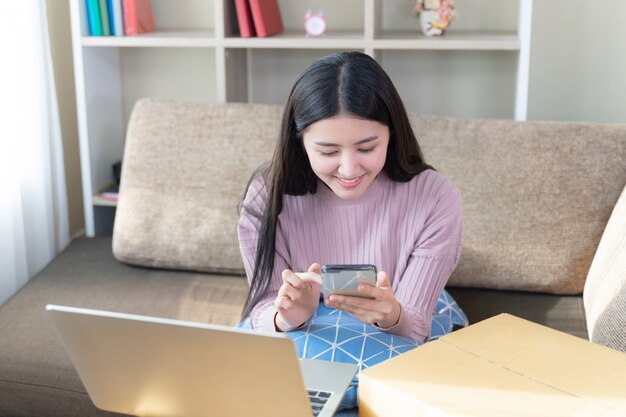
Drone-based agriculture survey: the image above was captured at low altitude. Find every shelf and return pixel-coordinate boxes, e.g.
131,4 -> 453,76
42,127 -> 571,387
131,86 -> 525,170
374,31 -> 520,51
224,31 -> 366,49
72,0 -> 532,236
225,31 -> 518,51
92,196 -> 117,207
82,30 -> 217,47
224,30 -> 365,49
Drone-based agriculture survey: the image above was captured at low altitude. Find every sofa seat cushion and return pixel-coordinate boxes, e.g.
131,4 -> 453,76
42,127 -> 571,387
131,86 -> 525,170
446,287 -> 588,339
584,185 -> 626,351
0,237 -> 248,417
414,114 -> 626,294
113,98 -> 282,274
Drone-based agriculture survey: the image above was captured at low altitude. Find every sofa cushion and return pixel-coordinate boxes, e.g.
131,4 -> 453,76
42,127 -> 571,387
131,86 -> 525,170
414,114 -> 626,294
113,98 -> 281,274
113,99 -> 626,295
584,185 -> 626,351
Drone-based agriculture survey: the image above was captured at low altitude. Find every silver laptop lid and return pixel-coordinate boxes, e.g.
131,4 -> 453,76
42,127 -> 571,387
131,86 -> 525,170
47,304 -> 327,417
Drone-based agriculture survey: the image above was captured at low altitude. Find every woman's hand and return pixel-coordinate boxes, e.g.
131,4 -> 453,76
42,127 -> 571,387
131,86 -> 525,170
274,263 -> 323,332
326,271 -> 401,329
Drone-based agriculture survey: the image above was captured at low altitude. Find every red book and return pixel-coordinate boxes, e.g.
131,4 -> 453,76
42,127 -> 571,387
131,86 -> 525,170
248,0 -> 283,38
122,0 -> 155,35
234,0 -> 256,38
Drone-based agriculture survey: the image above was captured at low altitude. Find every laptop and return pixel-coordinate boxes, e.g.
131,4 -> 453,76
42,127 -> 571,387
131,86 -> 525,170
46,304 -> 357,417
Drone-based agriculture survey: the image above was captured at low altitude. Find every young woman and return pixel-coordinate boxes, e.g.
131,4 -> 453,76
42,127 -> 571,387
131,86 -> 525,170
238,51 -> 463,343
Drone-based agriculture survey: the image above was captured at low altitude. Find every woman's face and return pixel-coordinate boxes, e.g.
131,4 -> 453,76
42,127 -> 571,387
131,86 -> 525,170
302,114 -> 390,200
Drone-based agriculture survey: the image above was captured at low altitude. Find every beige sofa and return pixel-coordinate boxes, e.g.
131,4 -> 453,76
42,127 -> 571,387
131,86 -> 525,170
0,98 -> 624,417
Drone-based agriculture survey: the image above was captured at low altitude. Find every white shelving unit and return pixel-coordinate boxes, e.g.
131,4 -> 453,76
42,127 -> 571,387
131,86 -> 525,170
69,0 -> 532,236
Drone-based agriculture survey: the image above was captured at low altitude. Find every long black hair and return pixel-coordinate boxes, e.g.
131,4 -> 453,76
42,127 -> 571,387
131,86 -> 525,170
240,51 -> 432,319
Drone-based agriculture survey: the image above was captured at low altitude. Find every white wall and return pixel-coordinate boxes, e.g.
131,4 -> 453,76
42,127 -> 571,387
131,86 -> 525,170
528,0 -> 626,123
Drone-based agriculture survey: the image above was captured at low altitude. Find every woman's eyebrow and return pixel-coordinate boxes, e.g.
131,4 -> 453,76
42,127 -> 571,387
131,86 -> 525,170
314,136 -> 379,147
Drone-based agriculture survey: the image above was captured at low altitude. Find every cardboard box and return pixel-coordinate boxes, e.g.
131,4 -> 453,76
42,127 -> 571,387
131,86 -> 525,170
359,314 -> 626,417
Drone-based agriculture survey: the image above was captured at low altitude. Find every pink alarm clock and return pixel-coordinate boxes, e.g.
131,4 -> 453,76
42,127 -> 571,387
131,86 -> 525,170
305,10 -> 326,37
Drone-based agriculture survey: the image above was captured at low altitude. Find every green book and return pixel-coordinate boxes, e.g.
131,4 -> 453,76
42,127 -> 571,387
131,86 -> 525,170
98,0 -> 111,36
85,0 -> 102,36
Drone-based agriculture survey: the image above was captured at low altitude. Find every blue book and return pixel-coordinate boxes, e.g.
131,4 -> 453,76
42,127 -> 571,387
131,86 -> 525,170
107,0 -> 124,36
85,0 -> 103,36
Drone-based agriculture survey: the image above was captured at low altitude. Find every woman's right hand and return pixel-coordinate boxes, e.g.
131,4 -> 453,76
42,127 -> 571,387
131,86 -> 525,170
274,263 -> 322,332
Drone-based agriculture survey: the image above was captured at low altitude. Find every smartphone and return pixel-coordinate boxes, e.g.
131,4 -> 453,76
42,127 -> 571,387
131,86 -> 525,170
322,264 -> 377,305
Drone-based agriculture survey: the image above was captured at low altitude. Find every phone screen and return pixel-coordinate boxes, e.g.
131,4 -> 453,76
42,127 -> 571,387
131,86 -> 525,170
322,264 -> 377,304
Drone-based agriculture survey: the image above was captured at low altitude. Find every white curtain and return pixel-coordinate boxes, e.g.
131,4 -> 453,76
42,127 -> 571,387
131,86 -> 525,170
0,0 -> 70,305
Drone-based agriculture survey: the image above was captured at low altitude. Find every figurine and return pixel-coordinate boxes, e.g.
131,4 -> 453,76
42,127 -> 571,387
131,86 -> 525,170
414,0 -> 457,36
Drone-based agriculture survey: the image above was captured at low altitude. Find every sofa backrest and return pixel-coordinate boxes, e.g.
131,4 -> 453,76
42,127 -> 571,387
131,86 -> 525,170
113,98 -> 626,295
412,113 -> 626,294
113,98 -> 281,275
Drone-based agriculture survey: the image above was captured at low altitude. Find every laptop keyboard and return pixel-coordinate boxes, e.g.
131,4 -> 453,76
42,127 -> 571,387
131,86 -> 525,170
307,389 -> 332,416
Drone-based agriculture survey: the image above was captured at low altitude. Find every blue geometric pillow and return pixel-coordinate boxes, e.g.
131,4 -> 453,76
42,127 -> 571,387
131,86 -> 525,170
430,288 -> 469,340
238,289 -> 467,410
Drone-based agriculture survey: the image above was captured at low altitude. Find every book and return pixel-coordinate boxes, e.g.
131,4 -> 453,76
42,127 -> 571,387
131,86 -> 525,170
234,0 -> 256,38
107,0 -> 124,36
98,191 -> 119,201
98,184 -> 119,201
122,0 -> 155,36
85,0 -> 103,36
98,0 -> 111,36
248,0 -> 283,38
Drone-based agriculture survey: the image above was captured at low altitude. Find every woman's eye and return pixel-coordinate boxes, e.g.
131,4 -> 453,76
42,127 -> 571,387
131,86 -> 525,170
319,151 -> 338,157
358,147 -> 375,154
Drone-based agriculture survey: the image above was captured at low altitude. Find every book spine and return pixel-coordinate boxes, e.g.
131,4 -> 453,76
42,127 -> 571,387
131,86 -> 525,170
247,0 -> 265,37
136,0 -> 155,33
123,0 -> 154,35
248,0 -> 283,38
122,0 -> 138,35
234,0 -> 255,38
98,0 -> 111,35
85,0 -> 103,36
107,0 -> 124,36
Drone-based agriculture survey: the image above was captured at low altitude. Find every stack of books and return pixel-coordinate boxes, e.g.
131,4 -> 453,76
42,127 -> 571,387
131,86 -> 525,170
234,0 -> 283,38
85,0 -> 155,36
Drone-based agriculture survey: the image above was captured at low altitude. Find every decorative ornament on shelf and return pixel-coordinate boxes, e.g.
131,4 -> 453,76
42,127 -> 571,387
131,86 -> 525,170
305,10 -> 326,37
414,0 -> 457,37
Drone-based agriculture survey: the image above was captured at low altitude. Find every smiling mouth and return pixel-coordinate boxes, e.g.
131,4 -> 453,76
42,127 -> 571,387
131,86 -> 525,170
335,175 -> 365,188
337,176 -> 362,183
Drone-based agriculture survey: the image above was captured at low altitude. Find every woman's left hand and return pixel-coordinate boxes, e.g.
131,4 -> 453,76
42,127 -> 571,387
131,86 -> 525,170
326,271 -> 401,329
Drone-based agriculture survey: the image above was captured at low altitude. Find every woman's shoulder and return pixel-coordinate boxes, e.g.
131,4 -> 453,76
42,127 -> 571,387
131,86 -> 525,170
401,169 -> 460,199
241,171 -> 269,212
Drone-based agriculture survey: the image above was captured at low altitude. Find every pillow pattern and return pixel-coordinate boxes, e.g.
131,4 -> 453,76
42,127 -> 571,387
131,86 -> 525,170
238,289 -> 467,409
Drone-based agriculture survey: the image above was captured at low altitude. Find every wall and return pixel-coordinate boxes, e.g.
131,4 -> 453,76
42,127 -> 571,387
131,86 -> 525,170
528,0 -> 626,123
45,0 -> 626,238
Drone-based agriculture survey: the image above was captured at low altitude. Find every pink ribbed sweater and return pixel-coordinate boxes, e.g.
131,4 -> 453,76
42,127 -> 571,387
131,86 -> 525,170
237,169 -> 463,341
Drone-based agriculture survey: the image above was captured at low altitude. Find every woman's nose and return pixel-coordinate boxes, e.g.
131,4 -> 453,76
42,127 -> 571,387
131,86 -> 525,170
337,153 -> 360,178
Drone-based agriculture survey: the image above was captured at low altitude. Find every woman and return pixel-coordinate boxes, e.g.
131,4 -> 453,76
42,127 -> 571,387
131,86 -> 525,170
238,51 -> 463,344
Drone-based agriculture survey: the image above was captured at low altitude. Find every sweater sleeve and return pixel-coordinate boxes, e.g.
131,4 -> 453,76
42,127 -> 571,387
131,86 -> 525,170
237,176 -> 290,332
382,177 -> 464,341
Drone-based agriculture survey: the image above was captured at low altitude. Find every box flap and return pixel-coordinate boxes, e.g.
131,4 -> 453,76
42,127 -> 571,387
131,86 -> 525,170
359,314 -> 626,416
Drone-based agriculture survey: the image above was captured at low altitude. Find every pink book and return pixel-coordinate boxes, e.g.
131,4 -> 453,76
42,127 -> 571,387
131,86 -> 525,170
122,0 -> 155,35
234,0 -> 256,37
248,0 -> 283,38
